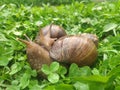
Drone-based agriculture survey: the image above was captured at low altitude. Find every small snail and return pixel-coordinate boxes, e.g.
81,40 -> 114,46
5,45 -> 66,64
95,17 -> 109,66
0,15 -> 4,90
18,24 -> 98,72
35,24 -> 67,50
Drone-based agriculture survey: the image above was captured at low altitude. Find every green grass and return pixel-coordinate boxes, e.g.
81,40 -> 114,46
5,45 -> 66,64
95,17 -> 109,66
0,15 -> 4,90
0,0 -> 90,6
0,1 -> 120,90
0,0 -> 117,6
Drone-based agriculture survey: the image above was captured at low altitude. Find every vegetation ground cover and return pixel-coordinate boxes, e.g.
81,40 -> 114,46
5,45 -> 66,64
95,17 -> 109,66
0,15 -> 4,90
0,0 -> 120,90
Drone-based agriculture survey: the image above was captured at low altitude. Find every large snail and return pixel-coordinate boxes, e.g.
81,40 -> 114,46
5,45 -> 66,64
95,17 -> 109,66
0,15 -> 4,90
18,24 -> 98,71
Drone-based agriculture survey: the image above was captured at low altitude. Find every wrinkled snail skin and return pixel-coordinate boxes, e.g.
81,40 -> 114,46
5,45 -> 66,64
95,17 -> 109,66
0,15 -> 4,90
27,42 -> 52,70
50,35 -> 98,66
18,38 -> 52,71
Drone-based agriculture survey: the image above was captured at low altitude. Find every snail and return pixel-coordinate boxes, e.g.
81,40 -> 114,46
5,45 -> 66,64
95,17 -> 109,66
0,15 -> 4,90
50,34 -> 98,66
18,35 -> 52,71
34,24 -> 67,50
18,24 -> 98,72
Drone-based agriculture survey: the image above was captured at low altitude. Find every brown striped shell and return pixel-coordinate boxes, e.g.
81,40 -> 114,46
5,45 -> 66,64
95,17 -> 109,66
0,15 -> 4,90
80,33 -> 98,47
50,35 -> 98,66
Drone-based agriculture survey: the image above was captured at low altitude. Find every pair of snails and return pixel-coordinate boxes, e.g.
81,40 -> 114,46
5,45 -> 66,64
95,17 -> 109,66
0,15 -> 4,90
18,24 -> 98,71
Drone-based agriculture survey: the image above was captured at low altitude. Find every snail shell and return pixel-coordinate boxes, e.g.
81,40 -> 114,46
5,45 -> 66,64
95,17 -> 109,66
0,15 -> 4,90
80,33 -> 98,47
35,24 -> 67,44
34,24 -> 67,50
50,35 -> 98,66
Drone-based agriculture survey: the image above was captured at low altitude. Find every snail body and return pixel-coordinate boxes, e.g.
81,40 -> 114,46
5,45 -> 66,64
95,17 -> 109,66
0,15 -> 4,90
18,36 -> 52,71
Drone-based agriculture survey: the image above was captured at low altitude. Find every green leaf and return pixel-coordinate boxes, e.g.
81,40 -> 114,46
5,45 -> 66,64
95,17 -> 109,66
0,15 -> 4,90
58,66 -> 67,77
0,55 -> 13,66
71,75 -> 109,83
92,68 -> 100,75
6,85 -> 20,90
48,73 -> 59,83
68,63 -> 80,77
108,66 -> 120,77
0,42 -> 13,66
79,66 -> 92,76
0,33 -> 8,41
89,82 -> 105,90
73,82 -> 89,90
31,70 -> 37,77
55,84 -> 74,90
109,55 -> 120,69
50,62 -> 59,72
69,64 -> 91,77
10,62 -> 22,75
41,64 -> 51,75
29,80 -> 42,90
19,73 -> 30,89
103,23 -> 118,32
115,86 -> 120,90
43,86 -> 55,90
11,80 -> 19,85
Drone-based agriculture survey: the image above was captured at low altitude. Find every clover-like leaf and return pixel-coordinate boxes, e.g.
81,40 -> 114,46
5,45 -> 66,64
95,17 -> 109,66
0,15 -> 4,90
41,64 -> 51,75
68,63 -> 80,77
73,82 -> 89,90
48,73 -> 59,84
50,62 -> 60,72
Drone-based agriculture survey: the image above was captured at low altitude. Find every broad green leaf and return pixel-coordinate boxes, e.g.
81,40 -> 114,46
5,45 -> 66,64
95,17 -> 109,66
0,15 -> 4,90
31,70 -> 37,77
92,68 -> 100,75
29,85 -> 42,90
79,66 -> 92,76
55,84 -> 74,90
0,33 -> 8,41
6,85 -> 20,90
29,80 -> 42,90
108,66 -> 120,77
109,55 -> 120,69
71,75 -> 109,83
115,86 -> 120,90
69,63 -> 80,77
10,62 -> 22,75
103,23 -> 118,32
50,62 -> 59,72
41,64 -> 51,75
48,73 -> 59,83
0,42 -> 13,66
43,86 -> 55,90
19,73 -> 30,89
69,64 -> 91,77
0,55 -> 13,66
0,4 -> 6,11
11,80 -> 19,85
58,66 -> 67,77
89,82 -> 105,90
73,82 -> 89,90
